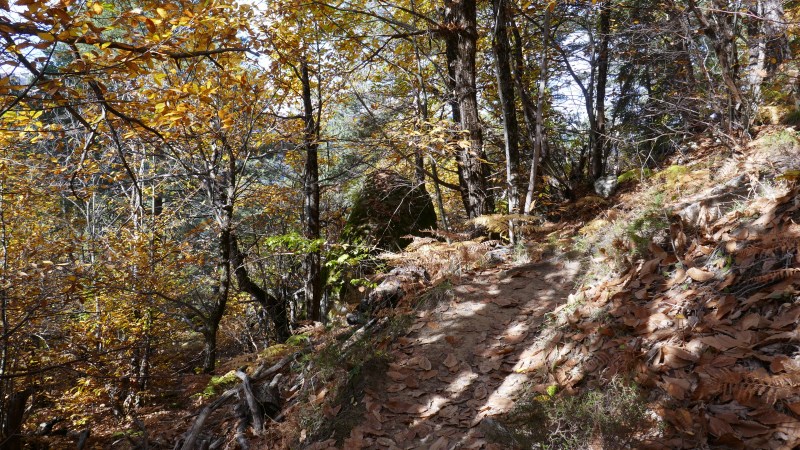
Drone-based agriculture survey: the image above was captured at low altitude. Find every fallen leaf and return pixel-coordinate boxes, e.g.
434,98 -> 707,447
491,297 -> 514,307
443,353 -> 459,369
700,334 -> 740,351
474,384 -> 488,400
687,267 -> 714,282
707,415 -> 735,437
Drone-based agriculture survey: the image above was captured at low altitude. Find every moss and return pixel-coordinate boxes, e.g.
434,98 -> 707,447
655,165 -> 690,184
617,168 -> 653,184
342,170 -> 437,251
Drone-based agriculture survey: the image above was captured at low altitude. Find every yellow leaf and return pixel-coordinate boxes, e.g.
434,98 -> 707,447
91,2 -> 103,14
156,7 -> 167,18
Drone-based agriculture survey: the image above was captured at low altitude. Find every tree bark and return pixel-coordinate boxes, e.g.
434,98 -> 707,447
230,237 -> 290,342
591,1 -> 611,181
492,0 -> 520,236
1,388 -> 32,450
523,7 -> 550,215
746,0 -> 788,121
445,0 -> 492,219
301,59 -> 322,322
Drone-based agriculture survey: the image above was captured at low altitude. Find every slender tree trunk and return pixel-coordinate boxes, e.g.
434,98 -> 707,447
492,0 -> 520,240
300,59 -> 322,322
591,1 -> 611,181
445,0 -> 492,218
429,156 -> 450,231
524,7 -> 550,215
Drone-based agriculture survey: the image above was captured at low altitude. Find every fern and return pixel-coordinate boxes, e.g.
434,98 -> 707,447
704,368 -> 799,405
749,268 -> 800,284
467,213 -> 540,234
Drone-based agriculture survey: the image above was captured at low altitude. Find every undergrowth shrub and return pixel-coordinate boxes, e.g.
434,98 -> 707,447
502,378 -> 648,449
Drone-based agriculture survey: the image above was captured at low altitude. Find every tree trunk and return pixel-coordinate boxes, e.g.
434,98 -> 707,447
428,156 -> 451,231
524,7 -> 550,215
1,388 -> 32,450
445,0 -> 491,219
231,237 -> 290,342
492,0 -> 520,237
747,0 -> 789,121
687,0 -> 743,130
301,59 -> 322,322
203,226 -> 232,373
591,1 -> 611,181
444,21 -> 471,215
202,328 -> 218,374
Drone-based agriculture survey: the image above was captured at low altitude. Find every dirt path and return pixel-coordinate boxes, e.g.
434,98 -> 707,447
337,260 -> 581,449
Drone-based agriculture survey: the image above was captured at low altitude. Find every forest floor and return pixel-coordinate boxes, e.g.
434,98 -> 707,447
313,260 -> 582,449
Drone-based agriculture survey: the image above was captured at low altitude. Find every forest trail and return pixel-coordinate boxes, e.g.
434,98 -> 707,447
334,260 -> 581,449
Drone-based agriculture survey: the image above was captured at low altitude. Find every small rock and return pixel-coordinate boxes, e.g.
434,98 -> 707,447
594,175 -> 619,198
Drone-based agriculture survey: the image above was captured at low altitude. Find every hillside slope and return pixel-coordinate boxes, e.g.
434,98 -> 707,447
106,127 -> 800,450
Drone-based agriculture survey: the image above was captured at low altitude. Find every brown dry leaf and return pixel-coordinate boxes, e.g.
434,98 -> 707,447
444,335 -> 462,346
375,437 -> 396,447
478,359 -> 501,373
474,384 -> 488,400
429,437 -> 450,450
707,415 -> 735,437
323,404 -> 342,419
397,337 -> 415,347
386,383 -> 406,393
387,370 -> 407,381
718,273 -> 737,289
342,431 -> 365,449
649,243 -> 668,259
666,268 -> 687,289
786,402 -> 800,416
443,353 -> 459,369
408,355 -> 432,371
687,267 -> 715,282
671,408 -> 694,433
491,297 -> 515,307
312,387 -> 328,405
739,312 -> 760,330
700,334 -> 740,351
420,369 -> 438,380
662,376 -> 691,400
661,345 -> 699,369
736,420 -> 771,438
385,399 -> 415,414
712,295 -> 738,320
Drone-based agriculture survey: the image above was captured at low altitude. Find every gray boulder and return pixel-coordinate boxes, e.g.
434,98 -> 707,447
594,175 -> 619,198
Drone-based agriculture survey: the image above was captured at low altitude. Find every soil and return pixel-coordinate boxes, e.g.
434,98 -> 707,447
316,260 -> 581,449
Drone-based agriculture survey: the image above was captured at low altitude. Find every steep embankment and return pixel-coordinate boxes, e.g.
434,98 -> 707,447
308,127 -> 800,449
